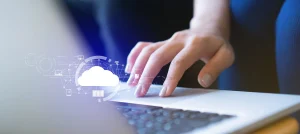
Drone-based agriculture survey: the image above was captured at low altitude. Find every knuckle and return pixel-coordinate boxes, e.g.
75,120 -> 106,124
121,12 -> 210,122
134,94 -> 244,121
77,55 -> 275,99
150,53 -> 165,63
171,58 -> 185,67
170,31 -> 185,41
222,45 -> 235,65
200,35 -> 212,41
189,35 -> 201,45
136,41 -> 149,47
149,52 -> 161,60
228,50 -> 235,65
198,35 -> 211,43
149,52 -> 165,64
142,45 -> 156,54
187,35 -> 211,47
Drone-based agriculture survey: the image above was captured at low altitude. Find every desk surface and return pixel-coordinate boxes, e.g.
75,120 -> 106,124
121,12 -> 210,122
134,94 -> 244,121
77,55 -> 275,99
253,117 -> 299,134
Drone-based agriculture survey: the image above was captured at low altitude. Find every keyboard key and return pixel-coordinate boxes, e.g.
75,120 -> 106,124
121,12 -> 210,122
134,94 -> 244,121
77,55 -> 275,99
158,131 -> 169,134
154,122 -> 164,131
122,113 -> 131,118
140,114 -> 153,121
156,116 -> 171,123
137,128 -> 154,134
130,115 -> 139,120
207,113 -> 219,118
128,119 -> 135,125
172,112 -> 181,118
220,114 -> 232,119
163,122 -> 172,131
146,107 -> 161,114
135,120 -> 145,128
156,131 -> 166,134
162,108 -> 179,116
179,111 -> 189,118
188,114 -> 197,119
156,116 -> 165,122
209,116 -> 223,122
173,119 -> 180,125
188,119 -> 209,128
145,121 -> 153,128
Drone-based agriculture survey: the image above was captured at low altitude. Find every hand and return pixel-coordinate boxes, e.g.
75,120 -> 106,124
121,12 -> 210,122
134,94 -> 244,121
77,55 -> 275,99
125,29 -> 234,97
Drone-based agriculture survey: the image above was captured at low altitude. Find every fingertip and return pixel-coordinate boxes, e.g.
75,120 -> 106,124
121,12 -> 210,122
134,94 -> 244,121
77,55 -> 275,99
134,84 -> 143,97
159,86 -> 167,97
161,77 -> 179,97
164,85 -> 176,97
127,74 -> 135,86
134,84 -> 150,97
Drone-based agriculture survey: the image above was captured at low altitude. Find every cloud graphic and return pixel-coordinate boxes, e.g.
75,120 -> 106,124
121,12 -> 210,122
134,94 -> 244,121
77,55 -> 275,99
78,66 -> 119,86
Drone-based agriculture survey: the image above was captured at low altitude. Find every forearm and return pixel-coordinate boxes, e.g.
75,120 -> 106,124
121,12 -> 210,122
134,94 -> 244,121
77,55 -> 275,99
190,0 -> 230,39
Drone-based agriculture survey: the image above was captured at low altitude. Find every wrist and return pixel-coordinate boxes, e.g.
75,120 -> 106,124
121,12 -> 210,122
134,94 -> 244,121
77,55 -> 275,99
190,17 -> 230,40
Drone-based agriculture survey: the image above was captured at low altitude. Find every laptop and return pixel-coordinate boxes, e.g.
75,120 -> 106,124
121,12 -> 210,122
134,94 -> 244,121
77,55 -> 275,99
1,1 -> 300,134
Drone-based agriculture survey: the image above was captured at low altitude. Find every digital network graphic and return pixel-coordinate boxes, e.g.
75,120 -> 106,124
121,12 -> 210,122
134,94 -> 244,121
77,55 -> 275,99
25,54 -> 166,102
74,55 -> 126,102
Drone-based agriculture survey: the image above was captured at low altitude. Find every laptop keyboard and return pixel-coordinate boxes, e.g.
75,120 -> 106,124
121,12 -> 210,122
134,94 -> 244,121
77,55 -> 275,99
115,102 -> 234,134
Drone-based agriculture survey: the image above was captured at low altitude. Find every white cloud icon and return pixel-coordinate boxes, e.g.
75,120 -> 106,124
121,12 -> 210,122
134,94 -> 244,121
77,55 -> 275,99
78,66 -> 119,86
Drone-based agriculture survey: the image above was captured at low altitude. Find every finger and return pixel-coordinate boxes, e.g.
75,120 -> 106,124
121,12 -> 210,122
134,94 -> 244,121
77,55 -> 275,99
125,42 -> 151,73
127,42 -> 163,87
161,45 -> 200,97
134,41 -> 184,97
198,44 -> 235,87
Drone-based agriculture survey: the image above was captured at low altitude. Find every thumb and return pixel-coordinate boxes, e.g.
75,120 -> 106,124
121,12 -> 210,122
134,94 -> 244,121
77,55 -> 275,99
198,44 -> 235,87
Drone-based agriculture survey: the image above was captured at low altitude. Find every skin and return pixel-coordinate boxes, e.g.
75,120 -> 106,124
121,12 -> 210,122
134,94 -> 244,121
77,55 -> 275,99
125,0 -> 235,97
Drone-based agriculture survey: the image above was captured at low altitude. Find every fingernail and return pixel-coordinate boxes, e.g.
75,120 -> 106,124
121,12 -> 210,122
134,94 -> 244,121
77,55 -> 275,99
201,73 -> 212,87
134,74 -> 140,79
159,86 -> 167,97
132,74 -> 140,84
134,84 -> 143,97
125,64 -> 131,73
127,74 -> 134,85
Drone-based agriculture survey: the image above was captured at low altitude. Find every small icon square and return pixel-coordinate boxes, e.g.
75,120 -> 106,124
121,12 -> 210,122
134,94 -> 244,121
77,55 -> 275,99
92,90 -> 104,97
66,89 -> 72,96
